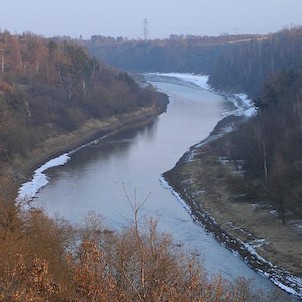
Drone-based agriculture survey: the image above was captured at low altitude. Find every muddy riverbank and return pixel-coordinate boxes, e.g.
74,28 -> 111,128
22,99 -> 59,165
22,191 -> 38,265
163,115 -> 302,300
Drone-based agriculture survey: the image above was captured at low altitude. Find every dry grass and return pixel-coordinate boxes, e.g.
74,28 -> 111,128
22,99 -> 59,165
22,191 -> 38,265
176,139 -> 302,277
10,105 -> 159,181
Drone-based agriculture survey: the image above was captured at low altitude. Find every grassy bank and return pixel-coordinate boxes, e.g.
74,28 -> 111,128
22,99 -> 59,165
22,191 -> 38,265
9,103 -> 167,184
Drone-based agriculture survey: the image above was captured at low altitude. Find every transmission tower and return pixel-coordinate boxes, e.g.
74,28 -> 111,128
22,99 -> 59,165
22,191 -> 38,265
143,18 -> 149,40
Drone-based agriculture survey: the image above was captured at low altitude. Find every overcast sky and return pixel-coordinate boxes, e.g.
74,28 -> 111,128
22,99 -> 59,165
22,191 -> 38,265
1,0 -> 301,39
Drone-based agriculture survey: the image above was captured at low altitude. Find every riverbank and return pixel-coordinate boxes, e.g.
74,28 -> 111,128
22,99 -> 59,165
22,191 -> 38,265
11,72 -> 300,298
11,102 -> 167,187
163,114 -> 302,300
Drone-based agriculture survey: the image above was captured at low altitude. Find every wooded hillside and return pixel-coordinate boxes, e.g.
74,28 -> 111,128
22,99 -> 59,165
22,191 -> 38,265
0,31 -> 167,171
204,27 -> 302,221
208,27 -> 302,97
225,70 -> 302,222
85,27 -> 302,98
83,34 -> 262,75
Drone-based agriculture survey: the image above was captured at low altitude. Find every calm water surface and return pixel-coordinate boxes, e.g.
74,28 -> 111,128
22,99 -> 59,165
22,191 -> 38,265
35,75 -> 294,298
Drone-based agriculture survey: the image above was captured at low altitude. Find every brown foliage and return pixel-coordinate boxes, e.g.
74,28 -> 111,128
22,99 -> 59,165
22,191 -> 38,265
0,180 -> 270,301
0,255 -> 60,302
63,202 -> 263,302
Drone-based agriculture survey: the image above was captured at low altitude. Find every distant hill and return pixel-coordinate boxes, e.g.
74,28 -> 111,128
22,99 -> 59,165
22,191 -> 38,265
208,27 -> 302,96
81,34 -> 263,76
83,28 -> 302,98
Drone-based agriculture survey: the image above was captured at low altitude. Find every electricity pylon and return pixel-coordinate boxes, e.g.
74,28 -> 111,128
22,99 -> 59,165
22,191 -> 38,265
143,18 -> 149,40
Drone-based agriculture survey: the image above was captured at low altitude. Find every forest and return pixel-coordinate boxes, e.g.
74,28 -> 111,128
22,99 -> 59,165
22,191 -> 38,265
0,31 -> 167,173
208,27 -> 302,222
208,27 -> 302,97
85,27 -> 302,97
83,33 -> 262,75
225,69 -> 302,222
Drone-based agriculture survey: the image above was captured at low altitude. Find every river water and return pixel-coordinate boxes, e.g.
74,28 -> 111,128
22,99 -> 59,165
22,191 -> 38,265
33,74 -> 294,299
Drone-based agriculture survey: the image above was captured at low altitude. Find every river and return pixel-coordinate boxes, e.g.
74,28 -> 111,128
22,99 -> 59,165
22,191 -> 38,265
27,74 -> 295,299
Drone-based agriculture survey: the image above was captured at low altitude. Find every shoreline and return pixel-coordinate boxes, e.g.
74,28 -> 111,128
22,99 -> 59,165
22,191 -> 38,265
15,102 -> 168,197
162,114 -> 302,300
148,73 -> 302,299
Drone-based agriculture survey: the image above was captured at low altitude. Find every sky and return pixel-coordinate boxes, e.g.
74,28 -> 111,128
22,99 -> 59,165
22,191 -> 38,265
1,0 -> 301,39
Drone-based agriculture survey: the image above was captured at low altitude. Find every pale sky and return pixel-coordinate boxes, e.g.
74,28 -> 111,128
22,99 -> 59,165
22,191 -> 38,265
1,0 -> 301,39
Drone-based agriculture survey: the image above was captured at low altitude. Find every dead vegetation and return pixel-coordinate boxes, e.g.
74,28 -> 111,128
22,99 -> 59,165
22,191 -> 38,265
167,132 -> 302,280
0,178 -> 280,301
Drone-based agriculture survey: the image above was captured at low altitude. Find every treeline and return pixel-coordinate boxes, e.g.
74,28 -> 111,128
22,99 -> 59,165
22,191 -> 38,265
0,180 -> 278,301
0,31 -> 167,166
208,27 -> 302,97
84,27 -> 302,99
205,27 -> 302,221
83,34 -> 262,75
226,70 -> 302,222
